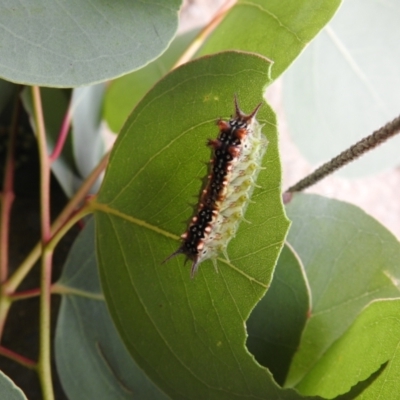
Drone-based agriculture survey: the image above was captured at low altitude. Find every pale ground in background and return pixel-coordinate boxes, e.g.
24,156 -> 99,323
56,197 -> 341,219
180,0 -> 400,239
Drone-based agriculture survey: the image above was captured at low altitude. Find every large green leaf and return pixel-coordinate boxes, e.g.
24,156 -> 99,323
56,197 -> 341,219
103,29 -> 200,133
283,0 -> 400,177
247,244 -> 310,386
285,194 -> 400,391
0,0 -> 181,87
296,299 -> 400,398
55,219 -> 168,399
93,52 -> 312,399
0,372 -> 27,399
198,0 -> 341,80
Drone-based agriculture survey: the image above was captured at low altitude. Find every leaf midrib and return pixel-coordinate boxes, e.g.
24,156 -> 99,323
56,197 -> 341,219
92,201 -> 268,288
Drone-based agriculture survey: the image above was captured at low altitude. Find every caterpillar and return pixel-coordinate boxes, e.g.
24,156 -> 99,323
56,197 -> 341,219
164,97 -> 268,278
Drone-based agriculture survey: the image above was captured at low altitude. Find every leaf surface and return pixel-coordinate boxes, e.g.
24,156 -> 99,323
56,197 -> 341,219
285,194 -> 400,394
247,244 -> 310,385
103,29 -> 199,133
103,0 -> 342,134
55,219 -> 168,400
93,51 -> 311,399
0,371 -> 27,399
0,0 -> 181,87
283,0 -> 400,177
71,83 -> 106,193
198,0 -> 341,80
296,299 -> 400,398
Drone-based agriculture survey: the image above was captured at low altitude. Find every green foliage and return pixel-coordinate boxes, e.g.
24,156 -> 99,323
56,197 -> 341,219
4,0 -> 400,399
94,51 -> 294,399
103,0 -> 341,133
103,29 -> 200,133
0,0 -> 181,87
198,0 -> 341,79
283,0 -> 400,177
55,219 -> 168,399
0,372 -> 27,400
246,244 -> 310,385
285,194 -> 400,397
297,299 -> 400,398
70,84 -> 105,185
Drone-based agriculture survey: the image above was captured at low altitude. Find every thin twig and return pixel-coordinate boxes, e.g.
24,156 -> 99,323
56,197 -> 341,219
32,86 -> 54,400
33,87 -> 51,243
49,101 -> 72,163
46,206 -> 92,253
285,114 -> 400,194
173,0 -> 236,69
4,151 -> 109,294
8,288 -> 41,301
0,94 -> 20,283
0,93 -> 21,339
0,346 -> 36,370
52,283 -> 104,301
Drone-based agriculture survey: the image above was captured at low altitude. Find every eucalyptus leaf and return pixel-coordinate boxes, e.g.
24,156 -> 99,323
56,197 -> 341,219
247,244 -> 310,386
103,0 -> 342,134
93,51 -> 322,399
0,0 -> 181,87
71,83 -> 106,193
55,219 -> 168,400
285,194 -> 400,390
296,299 -> 400,398
335,364 -> 386,400
0,371 -> 27,400
198,0 -> 341,80
283,0 -> 400,177
104,29 -> 200,133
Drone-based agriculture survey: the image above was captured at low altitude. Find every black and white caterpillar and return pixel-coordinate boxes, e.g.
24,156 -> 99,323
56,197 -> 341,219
165,97 -> 268,278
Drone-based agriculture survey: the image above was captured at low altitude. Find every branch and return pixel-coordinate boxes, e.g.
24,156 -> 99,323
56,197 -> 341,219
32,86 -> 54,400
285,114 -> 400,194
173,0 -> 236,69
0,93 -> 20,283
49,101 -> 72,163
0,346 -> 36,370
4,151 -> 109,294
8,288 -> 41,301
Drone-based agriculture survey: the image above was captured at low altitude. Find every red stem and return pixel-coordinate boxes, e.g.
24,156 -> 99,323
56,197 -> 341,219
8,287 -> 41,301
49,103 -> 72,163
0,345 -> 36,369
33,87 -> 51,243
0,94 -> 20,283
